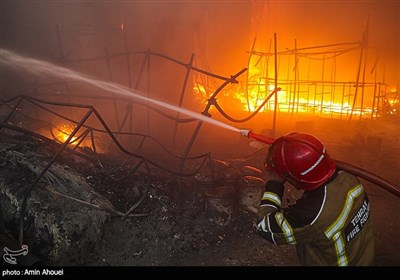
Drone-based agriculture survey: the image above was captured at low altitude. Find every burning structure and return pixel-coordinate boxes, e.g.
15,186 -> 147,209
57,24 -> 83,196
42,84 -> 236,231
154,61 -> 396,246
0,1 -> 399,267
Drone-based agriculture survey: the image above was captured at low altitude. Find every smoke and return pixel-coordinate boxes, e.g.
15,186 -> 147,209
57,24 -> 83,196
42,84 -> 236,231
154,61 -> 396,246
0,48 -> 240,133
251,0 -> 399,87
0,1 -> 398,90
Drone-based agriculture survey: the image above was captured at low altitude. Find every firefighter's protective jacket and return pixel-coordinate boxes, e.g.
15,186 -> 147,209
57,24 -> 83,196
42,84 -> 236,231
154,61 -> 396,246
256,170 -> 375,266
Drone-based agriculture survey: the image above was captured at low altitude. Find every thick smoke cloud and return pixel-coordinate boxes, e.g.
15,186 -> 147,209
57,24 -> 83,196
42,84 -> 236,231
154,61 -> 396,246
0,1 -> 398,87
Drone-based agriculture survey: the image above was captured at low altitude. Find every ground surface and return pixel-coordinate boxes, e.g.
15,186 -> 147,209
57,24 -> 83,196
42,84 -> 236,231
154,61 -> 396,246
1,117 -> 399,267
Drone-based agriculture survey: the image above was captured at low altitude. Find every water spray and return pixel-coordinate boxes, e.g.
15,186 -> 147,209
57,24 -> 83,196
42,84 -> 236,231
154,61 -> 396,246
0,49 -> 240,134
238,128 -> 400,198
2,49 -> 398,197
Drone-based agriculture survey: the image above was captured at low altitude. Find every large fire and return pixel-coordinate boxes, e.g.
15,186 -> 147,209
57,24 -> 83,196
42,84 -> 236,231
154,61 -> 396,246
193,63 -> 376,118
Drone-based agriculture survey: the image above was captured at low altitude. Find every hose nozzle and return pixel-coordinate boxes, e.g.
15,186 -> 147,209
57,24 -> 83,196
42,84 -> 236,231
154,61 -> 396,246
239,129 -> 251,137
239,129 -> 275,145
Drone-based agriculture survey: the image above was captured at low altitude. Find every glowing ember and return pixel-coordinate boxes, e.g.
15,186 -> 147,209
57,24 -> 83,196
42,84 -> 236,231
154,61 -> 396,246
53,124 -> 78,144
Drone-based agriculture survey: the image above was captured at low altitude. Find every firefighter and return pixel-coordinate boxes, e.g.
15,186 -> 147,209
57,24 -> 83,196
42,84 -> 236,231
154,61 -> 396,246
256,132 -> 375,266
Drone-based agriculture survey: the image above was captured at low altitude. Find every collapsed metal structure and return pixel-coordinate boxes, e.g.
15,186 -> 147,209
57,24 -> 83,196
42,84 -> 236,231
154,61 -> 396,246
0,35 -> 250,245
241,23 -> 399,121
1,24 -> 399,248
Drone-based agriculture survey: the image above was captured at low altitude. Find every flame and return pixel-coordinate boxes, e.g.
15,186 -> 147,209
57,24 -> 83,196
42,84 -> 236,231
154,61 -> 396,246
193,65 -> 375,117
54,124 -> 78,144
193,83 -> 207,99
46,124 -> 106,153
387,98 -> 399,114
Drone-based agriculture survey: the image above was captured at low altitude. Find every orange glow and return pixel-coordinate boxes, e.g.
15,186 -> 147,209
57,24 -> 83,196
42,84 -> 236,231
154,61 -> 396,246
53,124 -> 78,145
193,82 -> 207,99
388,99 -> 399,113
45,124 -> 105,153
193,64 -> 374,118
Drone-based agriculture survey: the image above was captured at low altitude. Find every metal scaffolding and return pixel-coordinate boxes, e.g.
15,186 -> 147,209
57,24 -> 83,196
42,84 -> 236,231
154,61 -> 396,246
242,25 -> 398,121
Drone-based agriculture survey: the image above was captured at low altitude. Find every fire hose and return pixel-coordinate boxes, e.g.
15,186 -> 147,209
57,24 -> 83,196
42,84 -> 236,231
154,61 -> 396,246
239,129 -> 400,198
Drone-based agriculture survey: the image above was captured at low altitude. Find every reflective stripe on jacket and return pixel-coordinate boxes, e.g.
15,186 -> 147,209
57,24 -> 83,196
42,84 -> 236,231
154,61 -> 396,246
256,171 -> 375,266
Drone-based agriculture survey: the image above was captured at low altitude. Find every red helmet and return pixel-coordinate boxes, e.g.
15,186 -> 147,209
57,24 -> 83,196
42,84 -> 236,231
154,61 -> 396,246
265,132 -> 336,191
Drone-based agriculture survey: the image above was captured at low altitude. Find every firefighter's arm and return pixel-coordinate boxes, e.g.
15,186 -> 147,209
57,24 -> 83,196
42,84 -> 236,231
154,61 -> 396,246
256,179 -> 319,245
256,180 -> 288,244
257,168 -> 286,221
257,180 -> 285,222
